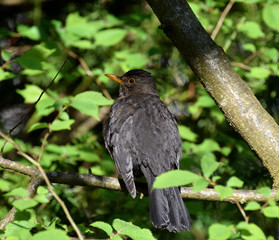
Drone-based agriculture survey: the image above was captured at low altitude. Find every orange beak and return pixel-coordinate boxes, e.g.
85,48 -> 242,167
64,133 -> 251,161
105,74 -> 123,84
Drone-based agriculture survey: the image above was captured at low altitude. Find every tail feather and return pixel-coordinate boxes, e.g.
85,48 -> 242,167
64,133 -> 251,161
142,167 -> 191,232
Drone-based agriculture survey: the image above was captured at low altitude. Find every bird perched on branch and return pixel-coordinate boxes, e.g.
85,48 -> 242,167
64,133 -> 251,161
104,69 -> 191,232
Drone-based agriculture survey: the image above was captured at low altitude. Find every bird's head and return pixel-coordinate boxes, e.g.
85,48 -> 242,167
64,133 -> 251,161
105,69 -> 158,97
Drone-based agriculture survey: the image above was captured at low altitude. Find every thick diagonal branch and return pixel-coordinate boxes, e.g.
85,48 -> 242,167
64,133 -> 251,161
147,0 -> 279,185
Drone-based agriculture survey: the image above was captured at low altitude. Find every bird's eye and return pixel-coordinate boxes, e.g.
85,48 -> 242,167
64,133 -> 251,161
128,78 -> 135,84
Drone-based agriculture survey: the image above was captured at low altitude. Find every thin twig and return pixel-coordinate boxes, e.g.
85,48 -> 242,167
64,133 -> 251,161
38,105 -> 68,163
243,51 -> 262,64
211,0 -> 235,40
231,62 -> 252,71
0,132 -> 84,240
234,200 -> 249,223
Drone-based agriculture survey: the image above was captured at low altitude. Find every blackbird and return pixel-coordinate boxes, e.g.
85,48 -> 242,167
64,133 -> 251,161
104,69 -> 191,232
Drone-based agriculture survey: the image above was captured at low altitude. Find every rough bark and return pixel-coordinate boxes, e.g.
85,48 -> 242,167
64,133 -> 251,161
147,0 -> 279,186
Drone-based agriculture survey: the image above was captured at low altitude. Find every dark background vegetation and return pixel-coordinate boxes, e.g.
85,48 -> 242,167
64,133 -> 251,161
0,0 -> 279,239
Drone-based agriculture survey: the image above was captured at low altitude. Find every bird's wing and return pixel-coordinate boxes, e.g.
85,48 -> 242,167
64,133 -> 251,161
104,98 -> 137,198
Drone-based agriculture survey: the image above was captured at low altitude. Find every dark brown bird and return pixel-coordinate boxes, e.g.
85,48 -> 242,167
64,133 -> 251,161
104,69 -> 191,232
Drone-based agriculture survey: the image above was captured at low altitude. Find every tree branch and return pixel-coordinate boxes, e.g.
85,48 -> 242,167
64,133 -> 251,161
0,156 -> 277,204
146,0 -> 279,186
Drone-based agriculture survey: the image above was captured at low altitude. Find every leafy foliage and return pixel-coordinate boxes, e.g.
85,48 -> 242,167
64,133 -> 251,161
0,0 -> 279,239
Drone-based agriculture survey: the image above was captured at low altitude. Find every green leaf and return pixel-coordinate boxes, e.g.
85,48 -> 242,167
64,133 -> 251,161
5,222 -> 32,240
201,153 -> 220,177
79,151 -> 100,162
263,48 -> 278,61
59,112 -> 70,121
0,178 -> 13,191
94,29 -> 127,47
226,176 -> 244,188
262,5 -> 279,32
214,185 -> 234,201
16,44 -> 55,71
192,177 -> 209,192
14,209 -> 37,229
242,43 -> 256,52
153,170 -> 200,189
35,194 -> 49,203
263,206 -> 279,218
1,50 -> 13,61
50,119 -> 75,131
27,122 -> 49,133
244,201 -> 261,211
70,40 -> 94,49
0,68 -> 16,81
178,125 -> 198,142
208,223 -> 232,240
195,95 -> 216,108
12,199 -> 38,211
198,139 -> 220,152
115,50 -> 148,69
37,186 -> 48,195
65,12 -> 105,38
16,84 -> 49,103
239,21 -> 265,39
17,25 -> 41,40
268,200 -> 276,206
91,221 -> 113,237
247,67 -> 271,79
212,176 -> 221,183
71,91 -> 113,120
220,147 -> 231,156
112,219 -> 156,240
257,187 -> 271,198
36,98 -> 56,116
4,187 -> 28,197
33,229 -> 70,240
236,222 -> 266,240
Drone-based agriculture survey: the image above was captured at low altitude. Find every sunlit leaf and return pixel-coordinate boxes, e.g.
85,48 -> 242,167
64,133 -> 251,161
178,125 -> 198,142
226,176 -> 244,188
50,119 -> 75,131
236,222 -> 266,240
17,25 -> 41,40
71,91 -> 113,120
263,206 -> 279,218
214,185 -> 234,201
91,221 -> 113,237
12,199 -> 38,211
201,153 -> 220,177
94,29 -> 127,47
153,170 -> 200,189
4,187 -> 28,197
192,177 -> 209,192
28,122 -> 49,133
33,229 -> 70,240
209,223 -> 232,240
112,219 -> 156,240
244,201 -> 261,211
263,5 -> 279,32
239,21 -> 264,39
